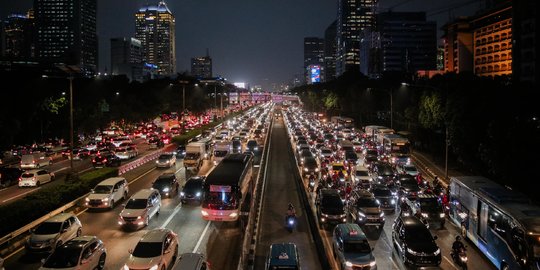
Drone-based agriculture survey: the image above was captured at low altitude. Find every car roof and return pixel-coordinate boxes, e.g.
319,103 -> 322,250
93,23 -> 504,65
139,228 -> 171,243
401,216 -> 428,229
131,188 -> 158,199
336,223 -> 368,241
98,177 -> 126,185
44,213 -> 75,223
22,169 -> 43,174
61,236 -> 96,249
157,173 -> 176,180
269,243 -> 298,266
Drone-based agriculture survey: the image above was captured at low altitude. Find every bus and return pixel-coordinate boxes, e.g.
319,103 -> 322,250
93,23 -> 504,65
449,176 -> 540,270
331,116 -> 355,129
201,153 -> 254,222
382,134 -> 411,165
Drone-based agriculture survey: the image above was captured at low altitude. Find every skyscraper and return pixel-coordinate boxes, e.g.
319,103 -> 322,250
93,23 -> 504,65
191,51 -> 212,79
324,20 -> 337,82
442,18 -> 473,74
336,0 -> 378,76
110,37 -> 143,82
135,1 -> 176,76
34,0 -> 97,76
2,13 -> 34,59
304,37 -> 324,84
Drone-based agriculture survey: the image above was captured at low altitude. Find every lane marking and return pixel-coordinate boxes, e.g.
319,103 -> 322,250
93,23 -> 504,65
52,166 -> 69,174
2,187 -> 41,203
390,256 -> 399,269
443,255 -> 459,270
160,203 -> 183,229
128,167 -> 156,184
193,220 -> 211,253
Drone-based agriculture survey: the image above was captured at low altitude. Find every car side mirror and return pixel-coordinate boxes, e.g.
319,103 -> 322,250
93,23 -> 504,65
433,235 -> 438,240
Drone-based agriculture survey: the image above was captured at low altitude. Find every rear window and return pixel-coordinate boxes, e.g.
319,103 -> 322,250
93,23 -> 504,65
22,173 -> 35,178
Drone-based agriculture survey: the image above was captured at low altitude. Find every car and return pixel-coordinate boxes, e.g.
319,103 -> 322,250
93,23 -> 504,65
404,194 -> 446,229
319,147 -> 334,159
181,176 -> 205,204
348,190 -> 385,228
148,137 -> 164,149
245,140 -> 259,153
152,173 -> 179,198
316,189 -> 347,228
85,177 -> 129,210
0,167 -> 24,188
370,184 -> 397,211
332,223 -> 377,270
174,253 -> 211,270
39,236 -> 106,270
392,215 -> 441,267
395,174 -> 421,200
371,163 -> 395,184
353,166 -> 371,188
265,243 -> 300,270
155,153 -> 176,168
92,154 -> 121,168
123,229 -> 178,270
302,156 -> 319,176
398,164 -> 419,176
344,150 -> 359,165
174,145 -> 186,158
26,213 -> 82,254
19,169 -> 55,187
298,149 -> 313,165
115,146 -> 138,160
66,148 -> 90,160
118,189 -> 161,229
331,163 -> 348,181
232,139 -> 242,153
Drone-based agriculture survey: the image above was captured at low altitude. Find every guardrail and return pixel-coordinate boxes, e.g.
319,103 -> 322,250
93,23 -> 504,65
118,148 -> 166,175
411,151 -> 449,188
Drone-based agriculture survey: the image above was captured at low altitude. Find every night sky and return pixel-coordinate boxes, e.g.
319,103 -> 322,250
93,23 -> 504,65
1,0 -> 483,89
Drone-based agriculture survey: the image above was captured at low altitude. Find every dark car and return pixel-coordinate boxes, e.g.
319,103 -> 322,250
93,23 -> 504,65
392,215 -> 441,267
0,167 -> 24,187
181,176 -> 205,204
348,190 -> 385,228
372,163 -> 395,184
395,174 -> 421,200
232,140 -> 242,153
175,145 -> 186,158
302,156 -> 319,176
245,140 -> 259,153
344,150 -> 358,165
405,194 -> 446,228
370,184 -> 397,211
152,173 -> 179,198
92,154 -> 121,168
316,189 -> 346,228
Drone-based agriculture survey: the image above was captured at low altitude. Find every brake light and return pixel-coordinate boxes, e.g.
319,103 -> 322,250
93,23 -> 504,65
18,177 -> 22,181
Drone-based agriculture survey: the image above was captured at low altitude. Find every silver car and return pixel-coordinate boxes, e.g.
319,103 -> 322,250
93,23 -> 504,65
26,213 -> 82,254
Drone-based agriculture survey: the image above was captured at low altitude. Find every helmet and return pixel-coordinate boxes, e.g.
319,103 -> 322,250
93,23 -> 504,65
455,236 -> 461,241
288,203 -> 293,209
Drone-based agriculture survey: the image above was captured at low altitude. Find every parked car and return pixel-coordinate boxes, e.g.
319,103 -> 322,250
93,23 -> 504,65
332,223 -> 377,269
39,236 -> 106,270
26,213 -> 82,254
19,169 -> 55,187
392,215 -> 441,267
152,173 -> 179,198
123,229 -> 178,270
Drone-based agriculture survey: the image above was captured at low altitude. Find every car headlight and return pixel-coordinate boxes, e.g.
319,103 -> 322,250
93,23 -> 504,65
122,265 -> 130,270
196,192 -> 201,197
180,192 -> 185,197
407,247 -> 420,255
155,160 -> 159,164
369,261 -> 376,267
345,261 -> 353,267
304,168 -> 308,171
434,248 -> 441,255
421,213 -> 428,218
229,212 -> 238,218
440,213 -> 445,218
162,187 -> 170,192
85,197 -> 90,202
391,199 -> 396,204
102,197 -> 109,202
201,210 -> 209,216
149,265 -> 159,270
380,212 -> 385,217
315,168 -> 319,172
358,212 -> 366,217
254,147 -> 259,150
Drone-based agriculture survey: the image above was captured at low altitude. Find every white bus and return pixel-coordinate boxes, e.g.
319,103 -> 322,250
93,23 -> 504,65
449,176 -> 540,270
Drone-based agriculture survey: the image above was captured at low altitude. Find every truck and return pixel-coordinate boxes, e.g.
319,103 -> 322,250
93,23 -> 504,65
183,138 -> 213,170
213,141 -> 232,166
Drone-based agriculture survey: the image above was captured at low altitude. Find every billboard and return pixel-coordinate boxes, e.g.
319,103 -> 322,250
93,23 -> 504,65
309,65 -> 321,83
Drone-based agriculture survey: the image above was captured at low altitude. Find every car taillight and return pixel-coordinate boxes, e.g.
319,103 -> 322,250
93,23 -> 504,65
18,177 -> 22,181
103,159 -> 107,162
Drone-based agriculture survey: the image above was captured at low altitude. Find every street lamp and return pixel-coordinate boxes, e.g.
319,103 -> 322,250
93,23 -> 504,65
178,80 -> 189,112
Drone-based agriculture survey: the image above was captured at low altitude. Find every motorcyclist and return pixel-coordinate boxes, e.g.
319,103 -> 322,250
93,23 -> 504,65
452,236 -> 466,254
286,203 -> 296,217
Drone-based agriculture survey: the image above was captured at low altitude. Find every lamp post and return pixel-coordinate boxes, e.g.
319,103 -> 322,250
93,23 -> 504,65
178,80 -> 189,112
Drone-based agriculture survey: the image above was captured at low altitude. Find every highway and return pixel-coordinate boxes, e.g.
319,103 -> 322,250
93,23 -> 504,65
254,116 -> 322,269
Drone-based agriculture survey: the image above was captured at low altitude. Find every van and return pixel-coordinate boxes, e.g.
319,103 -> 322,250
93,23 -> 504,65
85,177 -> 129,210
174,253 -> 210,270
118,189 -> 161,229
265,243 -> 300,270
20,153 -> 51,169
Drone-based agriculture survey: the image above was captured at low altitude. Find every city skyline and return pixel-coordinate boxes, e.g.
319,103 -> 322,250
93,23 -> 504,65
1,0 -> 483,88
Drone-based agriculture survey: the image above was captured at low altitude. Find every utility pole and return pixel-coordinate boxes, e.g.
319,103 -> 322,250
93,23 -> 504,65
68,76 -> 74,172
445,126 -> 449,179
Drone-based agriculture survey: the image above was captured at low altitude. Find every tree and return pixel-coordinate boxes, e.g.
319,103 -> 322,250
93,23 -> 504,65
418,91 -> 444,130
324,92 -> 339,113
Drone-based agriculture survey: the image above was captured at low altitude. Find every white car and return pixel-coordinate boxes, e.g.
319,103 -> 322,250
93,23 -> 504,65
118,189 -> 161,229
85,177 -> 129,210
26,213 -> 82,254
39,236 -> 106,270
123,229 -> 178,270
115,146 -> 138,160
155,153 -> 176,168
354,166 -> 372,188
399,164 -> 419,176
18,169 -> 55,187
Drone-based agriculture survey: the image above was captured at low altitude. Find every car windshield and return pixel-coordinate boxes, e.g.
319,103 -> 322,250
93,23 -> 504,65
404,165 -> 417,172
357,198 -> 380,207
214,150 -> 228,157
344,241 -> 372,254
185,153 -> 199,159
372,189 -> 392,197
93,185 -> 113,194
184,180 -> 202,190
247,141 -> 257,147
132,242 -> 162,258
356,171 -> 369,176
125,199 -> 147,209
159,154 -> 172,160
405,227 -> 434,242
419,198 -> 441,211
43,247 -> 81,268
34,222 -> 62,234
332,165 -> 345,171
154,177 -> 173,185
322,196 -> 343,208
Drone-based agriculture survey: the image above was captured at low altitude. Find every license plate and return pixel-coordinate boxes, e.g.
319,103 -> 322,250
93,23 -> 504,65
215,217 -> 222,221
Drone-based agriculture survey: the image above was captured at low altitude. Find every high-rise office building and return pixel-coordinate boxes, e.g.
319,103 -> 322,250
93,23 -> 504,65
442,18 -> 473,73
513,0 -> 538,84
34,0 -> 97,76
324,20 -> 337,82
304,37 -> 325,84
2,13 -> 34,59
336,0 -> 378,76
191,52 -> 212,79
135,1 -> 176,76
110,37 -> 143,82
376,12 -> 437,74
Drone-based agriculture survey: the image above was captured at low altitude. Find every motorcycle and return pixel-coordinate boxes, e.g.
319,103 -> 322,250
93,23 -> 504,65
308,176 -> 316,192
451,247 -> 468,269
285,215 -> 296,232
